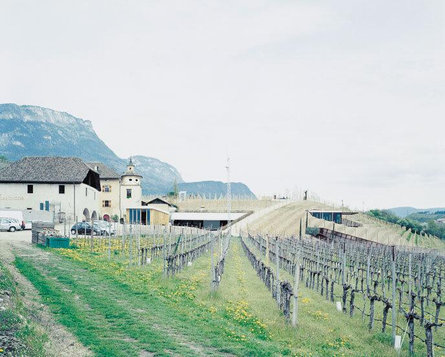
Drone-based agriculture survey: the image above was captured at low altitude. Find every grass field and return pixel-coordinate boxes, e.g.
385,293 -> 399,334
0,260 -> 47,356
165,197 -> 278,212
9,237 -> 418,356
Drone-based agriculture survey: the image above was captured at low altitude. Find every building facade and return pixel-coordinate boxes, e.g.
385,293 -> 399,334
120,158 -> 142,219
0,157 -> 101,222
0,157 -> 152,224
87,162 -> 121,221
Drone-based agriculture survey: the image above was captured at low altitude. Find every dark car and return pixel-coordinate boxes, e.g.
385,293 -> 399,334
70,222 -> 102,235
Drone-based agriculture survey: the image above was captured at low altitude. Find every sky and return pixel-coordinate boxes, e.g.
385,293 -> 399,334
1,0 -> 444,210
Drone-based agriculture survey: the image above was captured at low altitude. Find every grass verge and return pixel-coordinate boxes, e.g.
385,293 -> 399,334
0,260 -> 47,356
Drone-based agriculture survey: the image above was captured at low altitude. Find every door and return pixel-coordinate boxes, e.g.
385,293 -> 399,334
0,218 -> 6,230
141,210 -> 147,225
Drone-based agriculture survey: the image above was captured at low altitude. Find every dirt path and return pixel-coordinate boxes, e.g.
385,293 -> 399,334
0,231 -> 92,357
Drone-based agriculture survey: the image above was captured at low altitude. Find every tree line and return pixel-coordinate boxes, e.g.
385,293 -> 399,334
368,210 -> 445,240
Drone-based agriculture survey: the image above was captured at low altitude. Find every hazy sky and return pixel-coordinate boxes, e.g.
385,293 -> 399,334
1,0 -> 444,209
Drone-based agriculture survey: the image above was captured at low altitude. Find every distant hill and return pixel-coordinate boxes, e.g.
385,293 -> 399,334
0,104 -> 255,197
388,207 -> 445,218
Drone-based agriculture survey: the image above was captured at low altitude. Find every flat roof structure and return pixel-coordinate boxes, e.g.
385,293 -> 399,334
171,212 -> 245,221
171,212 -> 248,230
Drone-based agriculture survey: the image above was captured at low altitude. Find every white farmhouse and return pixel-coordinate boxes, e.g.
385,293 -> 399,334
0,157 -> 101,222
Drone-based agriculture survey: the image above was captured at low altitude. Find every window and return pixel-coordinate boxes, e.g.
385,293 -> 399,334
126,189 -> 132,198
102,200 -> 111,207
135,179 -> 138,182
129,178 -> 132,182
59,185 -> 65,194
102,185 -> 111,192
40,203 -> 44,210
27,185 -> 33,194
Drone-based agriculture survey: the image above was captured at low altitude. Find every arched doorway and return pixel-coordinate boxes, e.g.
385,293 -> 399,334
83,208 -> 90,221
91,211 -> 98,221
103,214 -> 110,222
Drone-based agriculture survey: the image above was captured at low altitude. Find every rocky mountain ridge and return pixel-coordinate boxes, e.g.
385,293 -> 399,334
0,104 -> 255,197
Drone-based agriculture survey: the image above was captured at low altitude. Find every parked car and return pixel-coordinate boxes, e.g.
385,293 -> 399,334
0,217 -> 23,232
0,210 -> 27,230
94,220 -> 116,236
70,222 -> 102,235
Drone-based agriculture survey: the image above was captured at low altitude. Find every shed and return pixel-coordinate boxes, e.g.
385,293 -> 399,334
126,207 -> 169,225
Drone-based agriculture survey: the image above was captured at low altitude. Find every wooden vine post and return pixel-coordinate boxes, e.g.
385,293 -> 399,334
211,232 -> 216,291
391,245 -> 397,343
292,245 -> 300,327
276,238 -> 281,306
162,230 -> 167,276
299,218 -> 302,240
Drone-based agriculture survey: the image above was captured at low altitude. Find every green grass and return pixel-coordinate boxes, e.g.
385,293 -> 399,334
0,260 -> 47,356
12,238 -> 437,356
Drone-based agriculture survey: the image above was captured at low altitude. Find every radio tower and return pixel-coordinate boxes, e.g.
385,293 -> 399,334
226,157 -> 231,235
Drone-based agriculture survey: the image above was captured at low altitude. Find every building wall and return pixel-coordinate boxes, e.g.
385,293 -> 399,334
98,178 -> 120,219
150,209 -> 169,225
0,182 -> 99,222
120,176 -> 142,218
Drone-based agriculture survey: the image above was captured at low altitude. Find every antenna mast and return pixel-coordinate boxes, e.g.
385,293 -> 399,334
226,157 -> 231,234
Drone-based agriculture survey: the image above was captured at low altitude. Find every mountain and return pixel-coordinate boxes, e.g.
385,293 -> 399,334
0,104 -> 255,197
131,155 -> 184,194
0,155 -> 8,170
0,103 -> 124,169
178,181 -> 255,197
388,207 -> 445,218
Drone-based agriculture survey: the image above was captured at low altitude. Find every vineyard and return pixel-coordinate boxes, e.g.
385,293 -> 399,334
240,231 -> 445,356
5,203 -> 445,356
247,202 -> 445,250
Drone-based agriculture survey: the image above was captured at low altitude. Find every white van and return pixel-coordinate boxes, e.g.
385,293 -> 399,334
0,210 -> 29,230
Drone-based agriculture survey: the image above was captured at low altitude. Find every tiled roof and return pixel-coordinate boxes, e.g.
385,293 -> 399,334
87,162 -> 120,179
0,157 -> 94,183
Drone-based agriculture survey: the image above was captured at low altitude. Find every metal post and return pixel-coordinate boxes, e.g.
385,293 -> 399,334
138,221 -> 141,266
163,230 -> 167,276
108,220 -> 111,260
129,223 -> 133,266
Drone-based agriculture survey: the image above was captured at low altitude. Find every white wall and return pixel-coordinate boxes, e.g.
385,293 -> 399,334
120,176 -> 142,217
0,182 -> 99,222
98,178 -> 121,219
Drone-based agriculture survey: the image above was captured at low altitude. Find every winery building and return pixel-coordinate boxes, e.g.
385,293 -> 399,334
0,157 -> 101,222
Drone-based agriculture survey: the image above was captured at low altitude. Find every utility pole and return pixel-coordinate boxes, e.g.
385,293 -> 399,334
226,157 -> 231,236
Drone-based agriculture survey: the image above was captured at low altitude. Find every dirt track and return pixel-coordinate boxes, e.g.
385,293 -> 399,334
0,230 -> 91,357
